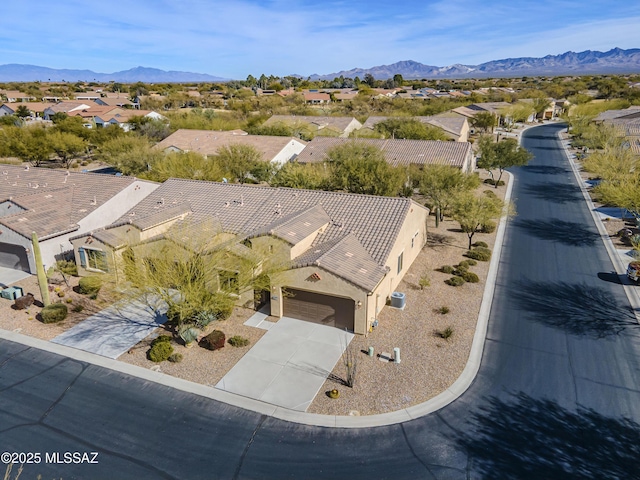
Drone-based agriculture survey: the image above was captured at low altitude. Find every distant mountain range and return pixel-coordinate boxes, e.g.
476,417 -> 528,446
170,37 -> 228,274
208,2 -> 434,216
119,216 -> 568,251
309,48 -> 640,80
0,65 -> 229,83
0,48 -> 639,83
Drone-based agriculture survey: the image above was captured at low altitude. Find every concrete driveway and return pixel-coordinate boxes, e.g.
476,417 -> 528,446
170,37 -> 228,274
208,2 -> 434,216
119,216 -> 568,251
0,267 -> 30,288
51,293 -> 169,359
216,316 -> 354,411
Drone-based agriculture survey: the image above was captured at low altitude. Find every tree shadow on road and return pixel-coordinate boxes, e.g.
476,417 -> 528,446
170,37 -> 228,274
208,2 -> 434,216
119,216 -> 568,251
453,391 -> 640,480
514,219 -> 600,247
521,165 -> 569,175
510,279 -> 639,338
523,183 -> 582,205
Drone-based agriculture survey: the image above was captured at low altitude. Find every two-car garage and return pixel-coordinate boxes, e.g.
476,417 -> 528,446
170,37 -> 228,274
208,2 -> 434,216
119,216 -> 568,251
283,288 -> 355,332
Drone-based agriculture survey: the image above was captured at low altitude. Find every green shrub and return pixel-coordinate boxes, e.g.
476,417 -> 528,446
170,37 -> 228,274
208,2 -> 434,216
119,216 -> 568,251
453,264 -> 468,275
151,335 -> 172,347
445,276 -> 466,286
483,190 -> 498,198
228,335 -> 250,347
148,341 -> 173,362
41,303 -> 68,323
200,330 -> 226,351
481,221 -> 496,233
72,304 -> 84,313
458,260 -> 471,268
418,275 -> 430,289
57,291 -> 65,298
56,259 -> 78,276
78,276 -> 102,296
462,271 -> 480,283
213,302 -> 234,321
472,241 -> 488,248
439,265 -> 455,274
436,326 -> 454,341
465,248 -> 492,261
168,353 -> 183,363
466,259 -> 478,266
483,178 -> 505,186
436,306 -> 450,314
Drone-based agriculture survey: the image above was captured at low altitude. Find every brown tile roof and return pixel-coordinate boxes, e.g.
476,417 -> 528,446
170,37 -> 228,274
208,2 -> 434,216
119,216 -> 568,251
69,106 -> 123,118
154,129 -> 305,162
0,165 -> 139,239
1,102 -> 54,113
263,115 -> 359,134
361,115 -> 467,139
296,137 -> 472,169
594,107 -> 640,122
111,179 -> 423,290
46,101 -> 92,113
250,204 -> 331,245
97,97 -> 134,106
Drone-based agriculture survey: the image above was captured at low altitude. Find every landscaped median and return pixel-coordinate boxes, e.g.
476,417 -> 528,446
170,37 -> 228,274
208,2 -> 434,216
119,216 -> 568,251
0,170 -> 510,418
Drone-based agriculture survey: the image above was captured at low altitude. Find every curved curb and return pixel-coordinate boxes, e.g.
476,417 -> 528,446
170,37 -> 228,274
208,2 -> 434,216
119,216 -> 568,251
0,175 -> 515,430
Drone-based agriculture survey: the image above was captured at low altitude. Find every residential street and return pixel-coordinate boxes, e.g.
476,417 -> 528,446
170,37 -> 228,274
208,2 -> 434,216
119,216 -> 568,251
1,123 -> 640,479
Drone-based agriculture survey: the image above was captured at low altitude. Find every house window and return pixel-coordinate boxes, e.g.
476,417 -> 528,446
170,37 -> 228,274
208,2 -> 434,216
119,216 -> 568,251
79,247 -> 108,272
412,231 -> 419,248
397,252 -> 404,274
219,270 -> 239,294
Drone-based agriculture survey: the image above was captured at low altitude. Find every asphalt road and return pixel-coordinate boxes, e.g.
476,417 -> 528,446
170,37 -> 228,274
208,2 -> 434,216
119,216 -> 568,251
2,123 -> 640,479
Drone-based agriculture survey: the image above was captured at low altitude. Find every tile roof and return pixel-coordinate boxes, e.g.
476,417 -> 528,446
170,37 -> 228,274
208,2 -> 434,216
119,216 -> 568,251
596,107 -> 640,122
296,137 -> 472,169
360,115 -> 467,139
1,102 -> 54,113
250,204 -> 331,246
110,179 -> 423,290
0,164 -> 139,239
263,115 -> 359,133
154,129 -> 305,162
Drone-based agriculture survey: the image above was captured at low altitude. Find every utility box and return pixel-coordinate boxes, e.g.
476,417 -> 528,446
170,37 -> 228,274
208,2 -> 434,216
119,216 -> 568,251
1,286 -> 24,301
390,292 -> 406,309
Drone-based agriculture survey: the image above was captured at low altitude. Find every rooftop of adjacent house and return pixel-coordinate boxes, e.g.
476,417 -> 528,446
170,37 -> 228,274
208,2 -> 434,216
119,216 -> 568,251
0,164 -> 143,239
361,115 -> 467,138
154,129 -> 305,161
595,106 -> 640,122
97,97 -> 134,106
263,115 -> 360,133
100,179 -> 425,291
1,102 -> 53,113
296,137 -> 472,169
45,101 -> 92,113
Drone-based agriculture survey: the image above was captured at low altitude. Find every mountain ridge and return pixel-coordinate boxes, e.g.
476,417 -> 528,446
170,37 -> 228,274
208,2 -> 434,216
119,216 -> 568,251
0,48 -> 639,83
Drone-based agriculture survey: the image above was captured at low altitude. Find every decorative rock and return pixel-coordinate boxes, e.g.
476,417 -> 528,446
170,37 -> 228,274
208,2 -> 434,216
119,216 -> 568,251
14,293 -> 35,310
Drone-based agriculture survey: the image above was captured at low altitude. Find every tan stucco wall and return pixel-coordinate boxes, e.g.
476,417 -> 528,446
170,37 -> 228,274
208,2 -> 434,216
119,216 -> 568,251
269,266 -> 369,334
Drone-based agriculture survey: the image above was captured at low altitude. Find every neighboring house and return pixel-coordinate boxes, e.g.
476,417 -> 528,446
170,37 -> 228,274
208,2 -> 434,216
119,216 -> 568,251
262,115 -> 363,138
155,129 -> 306,165
43,101 -> 93,120
297,137 -> 475,173
0,91 -> 37,102
70,179 -> 429,334
593,106 -> 640,123
73,92 -> 101,101
0,165 -> 158,274
361,115 -> 470,142
93,109 -> 164,131
451,102 -> 513,128
303,92 -> 331,104
94,96 -> 134,108
0,102 -> 53,118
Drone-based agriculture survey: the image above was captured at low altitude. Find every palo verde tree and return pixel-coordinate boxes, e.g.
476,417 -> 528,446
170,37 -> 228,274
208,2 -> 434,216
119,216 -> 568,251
452,191 -> 511,249
374,117 -> 449,141
415,165 -> 480,226
325,141 -> 404,196
215,143 -> 263,184
477,135 -> 533,187
471,111 -> 497,133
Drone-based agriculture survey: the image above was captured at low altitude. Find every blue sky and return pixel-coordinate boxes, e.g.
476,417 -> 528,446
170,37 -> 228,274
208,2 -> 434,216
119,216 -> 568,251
2,0 -> 640,79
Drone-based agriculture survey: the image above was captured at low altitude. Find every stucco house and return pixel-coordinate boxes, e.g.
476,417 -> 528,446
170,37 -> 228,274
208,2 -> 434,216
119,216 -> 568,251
155,129 -> 306,165
262,115 -> 363,138
296,137 -> 476,173
361,115 -> 470,142
70,179 -> 429,334
0,102 -> 53,118
0,165 -> 158,274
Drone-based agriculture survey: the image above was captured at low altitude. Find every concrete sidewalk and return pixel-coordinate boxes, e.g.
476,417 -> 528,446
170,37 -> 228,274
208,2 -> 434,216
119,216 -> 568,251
51,293 -> 169,359
0,267 -> 30,288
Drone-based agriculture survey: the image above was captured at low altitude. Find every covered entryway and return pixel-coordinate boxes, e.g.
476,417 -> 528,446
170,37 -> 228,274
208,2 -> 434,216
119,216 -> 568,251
283,288 -> 355,331
0,242 -> 30,272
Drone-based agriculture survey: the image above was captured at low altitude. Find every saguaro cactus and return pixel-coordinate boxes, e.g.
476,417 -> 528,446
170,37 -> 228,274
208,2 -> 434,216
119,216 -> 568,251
31,231 -> 50,307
